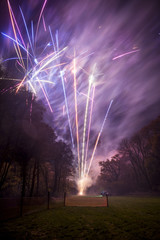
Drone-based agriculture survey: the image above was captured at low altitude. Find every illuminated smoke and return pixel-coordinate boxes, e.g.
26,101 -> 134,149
1,0 -> 160,193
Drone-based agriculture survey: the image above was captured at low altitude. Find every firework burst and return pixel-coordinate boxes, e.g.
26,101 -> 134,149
2,0 -> 148,195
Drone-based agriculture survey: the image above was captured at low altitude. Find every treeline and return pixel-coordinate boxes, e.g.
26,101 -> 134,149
0,84 -> 75,198
97,116 -> 160,195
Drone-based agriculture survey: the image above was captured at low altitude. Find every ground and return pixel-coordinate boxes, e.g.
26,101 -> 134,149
0,196 -> 160,240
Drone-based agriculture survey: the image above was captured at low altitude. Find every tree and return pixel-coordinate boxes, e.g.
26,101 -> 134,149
0,64 -> 74,199
142,116 -> 160,190
52,141 -> 74,196
118,116 -> 160,192
99,154 -> 120,183
0,83 -> 55,197
99,154 -> 133,195
119,136 -> 152,190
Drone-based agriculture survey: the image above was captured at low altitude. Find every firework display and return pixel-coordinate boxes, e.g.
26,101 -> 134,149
1,0 -> 114,194
1,0 -> 160,195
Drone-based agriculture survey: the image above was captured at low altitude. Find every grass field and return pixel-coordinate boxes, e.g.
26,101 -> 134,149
0,196 -> 160,240
65,195 -> 108,206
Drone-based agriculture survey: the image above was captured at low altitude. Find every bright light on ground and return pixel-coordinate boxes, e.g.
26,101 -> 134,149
77,176 -> 92,195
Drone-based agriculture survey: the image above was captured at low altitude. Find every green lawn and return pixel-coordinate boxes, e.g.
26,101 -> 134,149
0,196 -> 160,240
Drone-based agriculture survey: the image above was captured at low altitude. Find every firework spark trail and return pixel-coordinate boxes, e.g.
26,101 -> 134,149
37,78 -> 53,112
34,79 -> 55,84
7,0 -> 25,69
49,26 -> 56,52
39,42 -> 51,56
15,47 -> 66,93
86,99 -> 114,176
1,33 -> 33,57
10,6 -> 35,70
13,43 -> 24,71
5,2 -> 87,177
8,0 -> 33,63
2,57 -> 21,62
56,30 -> 59,52
27,81 -> 36,94
63,105 -> 65,116
42,15 -> 47,32
56,30 -> 75,149
31,21 -> 34,45
0,77 -> 21,82
81,76 -> 92,177
16,60 -> 24,70
43,62 -> 66,71
0,82 -> 20,94
30,94 -> 34,124
84,85 -> 95,175
29,56 -> 61,110
11,7 -> 27,50
60,71 -> 75,149
35,0 -> 48,43
19,7 -> 34,56
73,56 -> 80,177
10,3 -> 31,66
112,49 -> 140,60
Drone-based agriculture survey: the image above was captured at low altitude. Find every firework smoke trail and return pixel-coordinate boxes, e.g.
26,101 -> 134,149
87,99 -> 113,176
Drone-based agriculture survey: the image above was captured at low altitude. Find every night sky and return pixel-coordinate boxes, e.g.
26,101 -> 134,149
0,0 -> 160,176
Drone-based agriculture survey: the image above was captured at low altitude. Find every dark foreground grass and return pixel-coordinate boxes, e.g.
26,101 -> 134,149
0,196 -> 160,240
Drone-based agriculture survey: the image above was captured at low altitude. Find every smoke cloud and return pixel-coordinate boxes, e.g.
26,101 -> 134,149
1,0 -> 160,177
